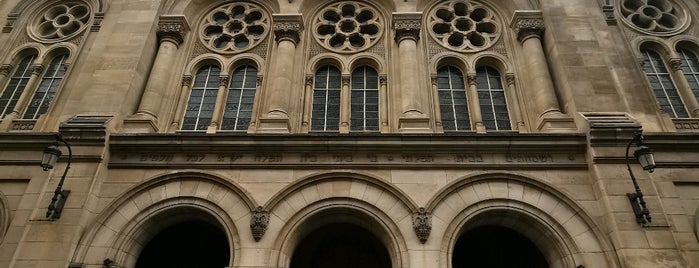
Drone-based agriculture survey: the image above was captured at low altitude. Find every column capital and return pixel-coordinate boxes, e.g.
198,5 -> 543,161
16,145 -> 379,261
506,73 -> 516,86
156,15 -> 190,46
0,64 -> 12,76
31,64 -> 45,76
182,75 -> 192,87
393,12 -> 422,43
273,14 -> 304,45
380,75 -> 388,86
305,74 -> 314,86
342,74 -> 351,86
467,74 -> 477,86
219,76 -> 230,87
669,58 -> 682,71
510,10 -> 545,43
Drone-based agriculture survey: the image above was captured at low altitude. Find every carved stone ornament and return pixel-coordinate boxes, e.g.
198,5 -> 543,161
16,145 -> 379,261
669,58 -> 682,71
29,1 -> 93,43
200,2 -> 270,53
412,207 -> 432,244
510,10 -> 545,43
427,0 -> 501,52
0,64 -> 12,77
273,14 -> 304,45
31,65 -> 45,76
393,12 -> 422,43
305,74 -> 314,86
313,2 -> 384,53
182,75 -> 193,87
157,15 -> 190,46
618,0 -> 689,36
250,206 -> 269,242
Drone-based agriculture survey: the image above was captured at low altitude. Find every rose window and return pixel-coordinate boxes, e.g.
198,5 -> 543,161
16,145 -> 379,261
428,1 -> 500,52
30,2 -> 91,42
200,3 -> 269,53
313,2 -> 383,53
619,0 -> 688,35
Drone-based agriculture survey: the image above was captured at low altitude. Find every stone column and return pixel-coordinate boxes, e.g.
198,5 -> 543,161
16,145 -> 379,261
669,58 -> 699,117
510,11 -> 574,131
301,74 -> 313,133
393,12 -> 431,133
258,14 -> 303,133
506,73 -> 527,131
125,15 -> 189,133
247,75 -> 264,133
467,74 -> 486,133
379,74 -> 389,133
430,75 -> 443,132
168,75 -> 192,132
340,74 -> 351,133
207,76 -> 230,133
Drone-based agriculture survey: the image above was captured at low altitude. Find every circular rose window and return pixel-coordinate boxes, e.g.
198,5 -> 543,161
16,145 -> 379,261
313,2 -> 384,53
427,1 -> 500,52
199,2 -> 270,53
29,1 -> 92,43
618,0 -> 689,36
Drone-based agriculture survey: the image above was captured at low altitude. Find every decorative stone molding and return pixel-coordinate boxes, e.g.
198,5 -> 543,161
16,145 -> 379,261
90,12 -> 104,32
219,76 -> 230,87
250,206 -> 269,241
342,75 -> 351,86
2,13 -> 18,33
157,15 -> 190,46
0,64 -> 12,76
393,12 -> 422,43
506,73 -> 516,86
256,75 -> 264,85
200,2 -> 270,53
669,58 -> 682,71
29,1 -> 93,43
305,74 -> 314,86
412,207 -> 432,244
510,10 -> 545,43
379,74 -> 388,86
467,74 -> 477,86
602,5 -> 617,25
31,65 -> 45,76
181,75 -> 192,87
313,2 -> 384,53
273,14 -> 303,45
618,0 -> 689,36
427,0 -> 501,52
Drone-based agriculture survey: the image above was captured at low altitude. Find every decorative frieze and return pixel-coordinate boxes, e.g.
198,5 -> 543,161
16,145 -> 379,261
393,12 -> 422,43
250,206 -> 269,242
273,14 -> 304,45
413,207 -> 431,244
510,11 -> 545,43
157,15 -> 190,46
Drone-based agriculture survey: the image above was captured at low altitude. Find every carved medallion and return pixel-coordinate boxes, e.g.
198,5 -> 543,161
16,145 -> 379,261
199,2 -> 270,53
313,1 -> 384,53
29,1 -> 92,43
618,0 -> 689,36
427,0 -> 500,52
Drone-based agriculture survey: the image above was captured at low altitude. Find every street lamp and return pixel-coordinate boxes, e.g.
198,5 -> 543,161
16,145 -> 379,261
625,132 -> 655,226
41,134 -> 72,220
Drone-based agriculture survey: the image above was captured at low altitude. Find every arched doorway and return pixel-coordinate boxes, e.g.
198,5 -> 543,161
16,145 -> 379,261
452,225 -> 548,268
135,219 -> 229,268
290,222 -> 391,268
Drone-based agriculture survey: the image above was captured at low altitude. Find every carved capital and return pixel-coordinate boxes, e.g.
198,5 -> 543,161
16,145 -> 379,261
413,207 -> 432,244
257,75 -> 264,85
380,75 -> 388,86
182,75 -> 192,87
669,58 -> 682,71
342,75 -> 351,86
250,206 -> 269,242
305,74 -> 314,86
219,76 -> 230,87
430,75 -> 437,86
506,73 -> 516,86
273,14 -> 304,45
510,10 -> 545,43
156,15 -> 190,46
467,74 -> 477,86
393,12 -> 422,43
0,64 -> 13,76
31,65 -> 45,76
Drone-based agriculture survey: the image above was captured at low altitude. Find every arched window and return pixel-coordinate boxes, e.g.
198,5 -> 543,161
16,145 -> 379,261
641,49 -> 688,118
350,66 -> 379,131
476,66 -> 511,131
222,65 -> 257,131
23,54 -> 68,119
678,48 -> 699,103
182,65 -> 221,131
311,65 -> 341,131
437,66 -> 470,131
0,54 -> 35,118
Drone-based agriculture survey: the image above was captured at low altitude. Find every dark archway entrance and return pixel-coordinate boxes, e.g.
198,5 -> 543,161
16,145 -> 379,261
452,225 -> 549,268
135,220 -> 229,268
290,222 -> 392,268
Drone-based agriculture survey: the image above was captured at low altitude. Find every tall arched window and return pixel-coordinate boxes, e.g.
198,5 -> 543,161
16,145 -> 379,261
678,48 -> 699,103
437,66 -> 470,131
0,54 -> 35,118
222,65 -> 257,131
312,65 -> 341,131
23,54 -> 68,119
350,66 -> 379,131
182,65 -> 221,131
641,49 -> 688,118
476,66 -> 511,131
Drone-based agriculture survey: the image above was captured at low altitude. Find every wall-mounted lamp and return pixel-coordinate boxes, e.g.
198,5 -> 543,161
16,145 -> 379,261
625,132 -> 654,226
41,134 -> 72,220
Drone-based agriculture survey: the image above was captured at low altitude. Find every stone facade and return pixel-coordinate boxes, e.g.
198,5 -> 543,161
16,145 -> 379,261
0,0 -> 698,267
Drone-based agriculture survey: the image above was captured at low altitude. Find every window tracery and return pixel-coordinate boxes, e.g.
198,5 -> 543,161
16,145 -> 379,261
29,1 -> 92,43
23,54 -> 68,119
641,49 -> 688,118
313,2 -> 384,53
199,2 -> 270,53
618,0 -> 689,36
0,55 -> 36,118
427,1 -> 500,52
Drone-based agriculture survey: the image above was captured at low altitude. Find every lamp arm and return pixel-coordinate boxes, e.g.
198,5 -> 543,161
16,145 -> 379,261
46,134 -> 72,219
626,132 -> 652,225
54,135 -> 72,192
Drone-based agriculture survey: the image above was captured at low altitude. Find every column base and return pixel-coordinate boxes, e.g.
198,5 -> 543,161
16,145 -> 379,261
537,113 -> 576,132
122,114 -> 159,133
398,116 -> 432,133
257,116 -> 291,134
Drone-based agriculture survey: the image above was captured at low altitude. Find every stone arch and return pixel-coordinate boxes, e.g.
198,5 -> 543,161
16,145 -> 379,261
427,172 -> 619,268
160,0 -> 280,23
44,43 -> 77,65
471,52 -> 513,75
632,37 -> 675,60
298,0 -> 395,17
184,54 -> 227,76
671,35 -> 699,56
2,44 -> 42,66
431,53 -> 469,75
226,53 -> 267,76
72,171 -> 259,267
307,54 -> 347,74
348,53 -> 386,74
